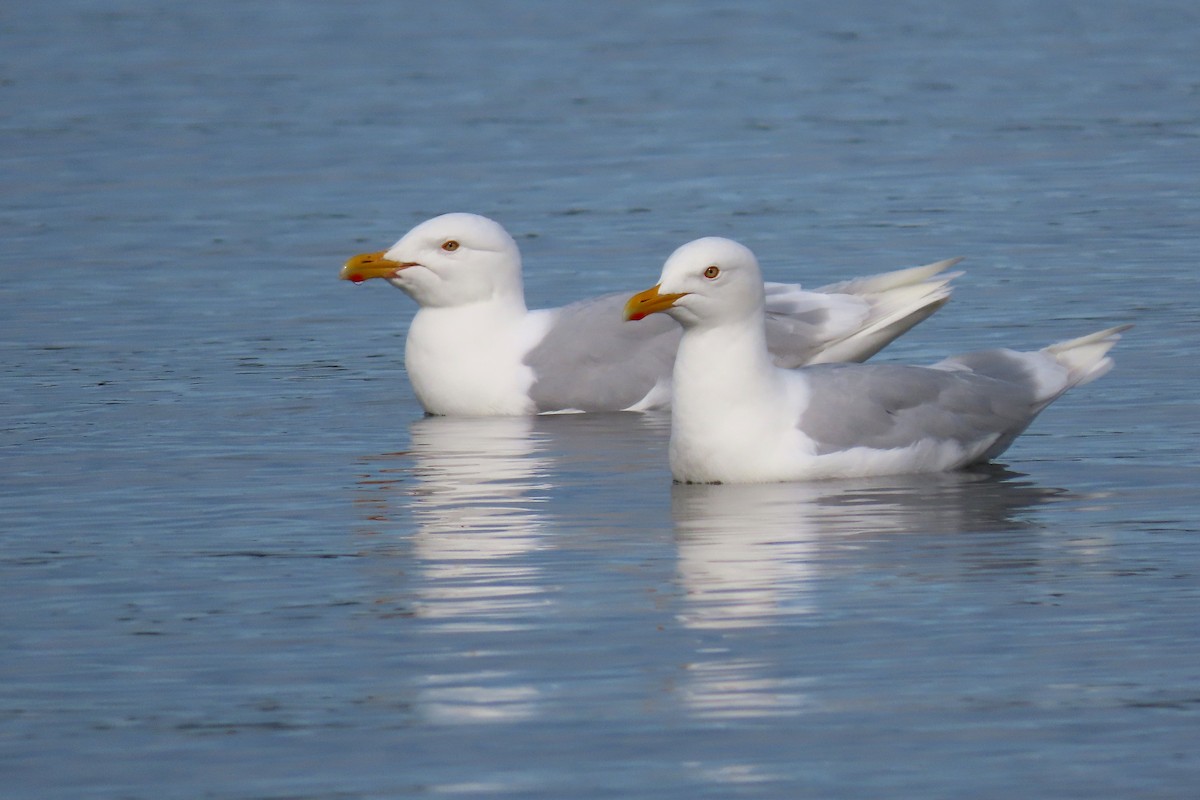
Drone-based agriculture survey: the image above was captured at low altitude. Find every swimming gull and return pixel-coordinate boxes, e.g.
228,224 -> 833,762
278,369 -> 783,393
342,213 -> 960,416
623,237 -> 1128,483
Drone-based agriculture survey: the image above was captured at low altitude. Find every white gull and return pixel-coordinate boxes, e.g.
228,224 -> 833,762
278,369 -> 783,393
623,237 -> 1128,483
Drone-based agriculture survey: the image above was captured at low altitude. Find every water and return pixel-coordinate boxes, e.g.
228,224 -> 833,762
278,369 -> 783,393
3,1 -> 1198,797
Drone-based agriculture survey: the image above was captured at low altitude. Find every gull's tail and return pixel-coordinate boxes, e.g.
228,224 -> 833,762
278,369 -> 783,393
1044,324 -> 1132,389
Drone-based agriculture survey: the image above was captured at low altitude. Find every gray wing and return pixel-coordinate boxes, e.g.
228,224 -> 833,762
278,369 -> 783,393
524,293 -> 681,412
797,361 -> 1040,457
762,290 -> 843,367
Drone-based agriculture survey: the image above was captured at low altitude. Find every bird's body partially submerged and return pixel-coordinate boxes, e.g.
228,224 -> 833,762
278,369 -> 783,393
624,237 -> 1127,483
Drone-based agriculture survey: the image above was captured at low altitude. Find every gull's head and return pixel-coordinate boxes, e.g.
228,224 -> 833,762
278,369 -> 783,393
623,237 -> 765,329
341,213 -> 524,308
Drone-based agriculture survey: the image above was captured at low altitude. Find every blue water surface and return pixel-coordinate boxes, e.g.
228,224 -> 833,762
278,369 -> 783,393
2,1 -> 1198,798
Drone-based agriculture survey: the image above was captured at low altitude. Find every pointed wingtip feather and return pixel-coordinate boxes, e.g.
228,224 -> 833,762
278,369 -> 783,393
1044,324 -> 1132,388
1044,323 -> 1133,354
816,256 -> 965,295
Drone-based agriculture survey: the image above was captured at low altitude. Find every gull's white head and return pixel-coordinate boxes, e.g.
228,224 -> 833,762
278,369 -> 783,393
624,237 -> 766,329
341,213 -> 524,308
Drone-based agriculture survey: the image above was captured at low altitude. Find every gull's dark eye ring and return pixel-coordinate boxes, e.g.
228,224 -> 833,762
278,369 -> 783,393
442,240 -> 460,252
703,265 -> 720,279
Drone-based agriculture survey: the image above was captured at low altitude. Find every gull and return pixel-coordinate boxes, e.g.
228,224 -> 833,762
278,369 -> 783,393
624,237 -> 1128,483
342,213 -> 959,416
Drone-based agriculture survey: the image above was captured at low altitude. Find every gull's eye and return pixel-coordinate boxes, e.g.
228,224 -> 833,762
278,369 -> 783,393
703,265 -> 720,279
441,240 -> 460,252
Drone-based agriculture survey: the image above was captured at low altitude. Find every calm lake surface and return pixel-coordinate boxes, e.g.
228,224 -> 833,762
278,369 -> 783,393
2,1 -> 1198,797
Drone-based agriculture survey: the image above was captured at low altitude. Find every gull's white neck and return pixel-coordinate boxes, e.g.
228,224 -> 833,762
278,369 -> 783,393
669,313 -> 795,482
405,294 -> 541,415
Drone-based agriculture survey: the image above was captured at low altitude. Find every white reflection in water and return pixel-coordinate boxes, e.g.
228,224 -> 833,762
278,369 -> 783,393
355,416 -> 554,723
403,416 -> 553,630
672,482 -> 824,630
680,658 -> 816,719
671,468 -> 1065,718
418,670 -> 541,725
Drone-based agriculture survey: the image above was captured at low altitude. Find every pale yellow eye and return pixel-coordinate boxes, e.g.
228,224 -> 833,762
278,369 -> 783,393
442,240 -> 460,252
703,265 -> 720,279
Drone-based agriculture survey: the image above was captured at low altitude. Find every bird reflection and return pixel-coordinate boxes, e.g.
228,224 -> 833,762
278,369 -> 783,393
670,466 -> 1066,718
672,465 -> 1065,628
672,482 -> 823,630
351,415 -> 1070,725
394,415 -> 552,629
353,415 -> 553,723
405,415 -> 549,538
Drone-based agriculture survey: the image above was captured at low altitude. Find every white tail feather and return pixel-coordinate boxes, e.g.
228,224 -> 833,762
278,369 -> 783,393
1044,324 -> 1132,388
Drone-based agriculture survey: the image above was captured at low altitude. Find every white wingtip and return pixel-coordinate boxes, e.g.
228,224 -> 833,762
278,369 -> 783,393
804,260 -> 962,364
815,257 -> 964,296
1044,324 -> 1132,387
